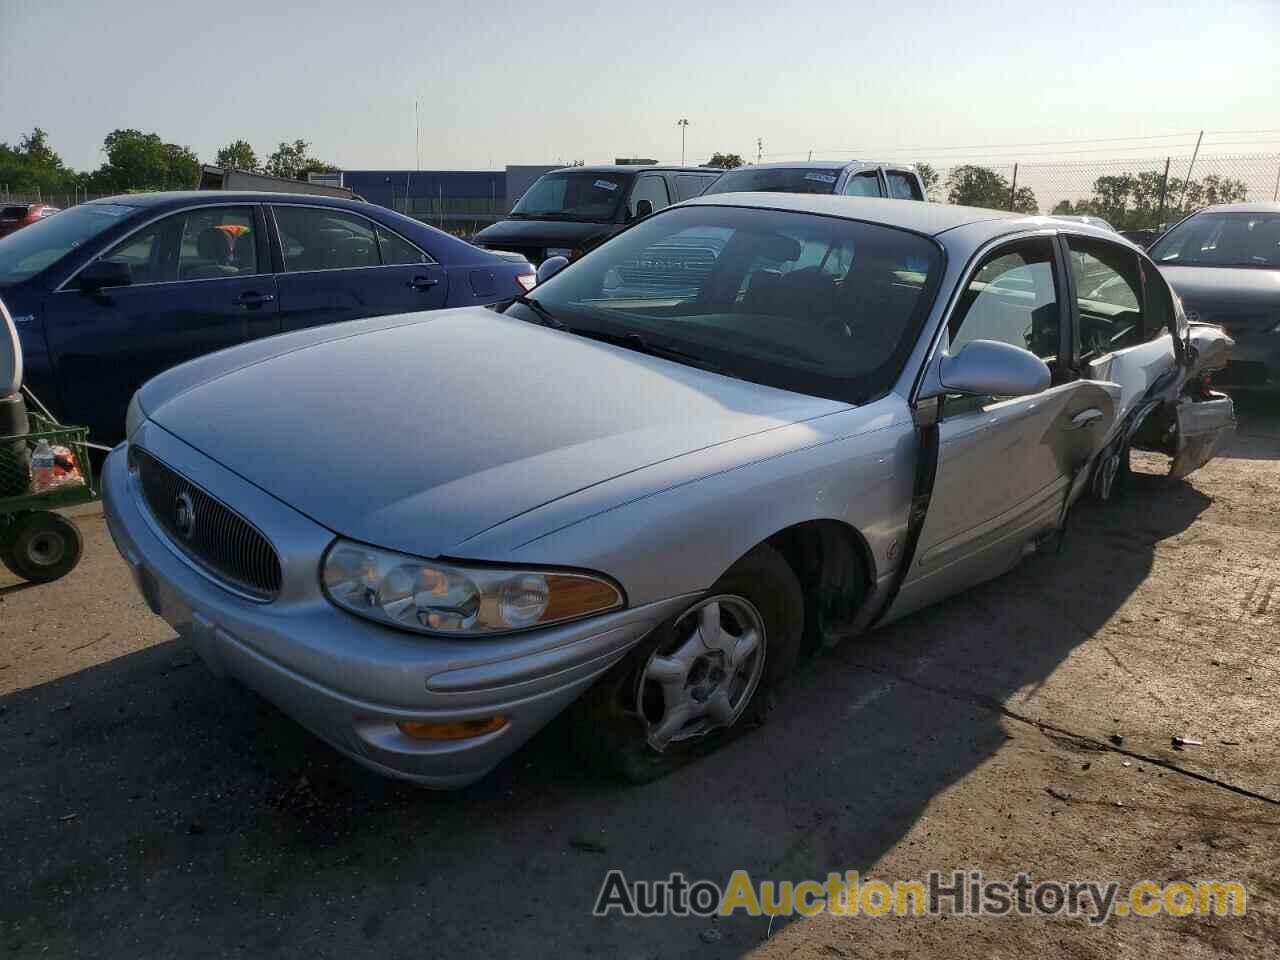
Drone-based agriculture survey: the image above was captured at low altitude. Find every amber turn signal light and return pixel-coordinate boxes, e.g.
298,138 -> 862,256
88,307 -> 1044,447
397,716 -> 509,741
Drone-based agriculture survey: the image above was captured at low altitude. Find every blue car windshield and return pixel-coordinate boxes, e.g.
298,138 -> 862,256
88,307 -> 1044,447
509,205 -> 943,404
0,202 -> 136,287
510,172 -> 630,222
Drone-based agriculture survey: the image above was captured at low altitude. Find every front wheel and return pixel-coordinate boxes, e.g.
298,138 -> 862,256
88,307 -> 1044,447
1,511 -> 83,583
571,543 -> 803,783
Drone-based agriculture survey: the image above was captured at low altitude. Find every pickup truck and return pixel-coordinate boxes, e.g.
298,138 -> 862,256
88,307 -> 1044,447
702,160 -> 928,201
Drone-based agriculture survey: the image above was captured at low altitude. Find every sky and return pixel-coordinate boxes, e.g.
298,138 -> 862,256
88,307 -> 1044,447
2,0 -> 1278,174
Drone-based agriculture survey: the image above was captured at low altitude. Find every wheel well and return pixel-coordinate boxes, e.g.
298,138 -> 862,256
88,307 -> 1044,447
766,520 -> 874,649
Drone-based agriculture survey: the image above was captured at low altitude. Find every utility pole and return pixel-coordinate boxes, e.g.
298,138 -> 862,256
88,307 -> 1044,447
1176,130 -> 1204,211
677,119 -> 689,166
1008,164 -> 1019,210
1157,156 -> 1171,227
756,138 -> 762,164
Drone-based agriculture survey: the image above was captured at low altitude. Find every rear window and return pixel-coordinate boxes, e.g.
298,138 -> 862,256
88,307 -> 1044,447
673,173 -> 720,201
702,168 -> 843,196
1,206 -> 29,219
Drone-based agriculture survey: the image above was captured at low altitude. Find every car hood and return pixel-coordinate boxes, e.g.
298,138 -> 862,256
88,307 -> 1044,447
473,218 -> 616,247
143,308 -> 845,557
1160,265 -> 1280,328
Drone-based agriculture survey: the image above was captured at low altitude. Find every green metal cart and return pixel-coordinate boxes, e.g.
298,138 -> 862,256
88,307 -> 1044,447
0,404 -> 98,583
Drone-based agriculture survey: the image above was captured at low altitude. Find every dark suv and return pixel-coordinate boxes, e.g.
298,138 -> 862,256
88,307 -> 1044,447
472,165 -> 722,265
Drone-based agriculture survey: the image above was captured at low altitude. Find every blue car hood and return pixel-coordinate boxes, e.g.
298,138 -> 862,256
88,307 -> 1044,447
142,308 -> 844,557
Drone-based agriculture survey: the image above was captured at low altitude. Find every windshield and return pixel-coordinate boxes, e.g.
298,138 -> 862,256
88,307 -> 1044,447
702,168 -> 843,196
507,205 -> 942,404
510,172 -> 631,222
0,202 -> 136,287
1151,212 -> 1280,268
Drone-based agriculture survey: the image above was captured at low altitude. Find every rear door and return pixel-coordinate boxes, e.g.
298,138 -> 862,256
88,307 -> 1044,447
270,204 -> 448,333
42,203 -> 277,443
895,235 -> 1118,613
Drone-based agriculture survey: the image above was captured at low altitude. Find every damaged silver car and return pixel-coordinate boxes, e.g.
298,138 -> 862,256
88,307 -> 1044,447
102,194 -> 1235,787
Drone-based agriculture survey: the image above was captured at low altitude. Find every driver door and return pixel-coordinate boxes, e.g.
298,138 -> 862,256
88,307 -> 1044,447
891,236 -> 1119,618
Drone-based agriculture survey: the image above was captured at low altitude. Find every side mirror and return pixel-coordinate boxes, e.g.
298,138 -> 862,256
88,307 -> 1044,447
936,339 -> 1051,398
536,255 -> 569,285
634,199 -> 654,220
78,258 -> 132,293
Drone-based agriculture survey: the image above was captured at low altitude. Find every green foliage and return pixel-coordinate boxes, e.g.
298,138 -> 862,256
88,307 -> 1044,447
264,140 -> 336,180
945,164 -> 1038,213
916,162 -> 939,199
707,152 -> 744,169
214,139 -> 259,172
0,127 -> 77,196
89,129 -> 199,192
1056,169 -> 1250,229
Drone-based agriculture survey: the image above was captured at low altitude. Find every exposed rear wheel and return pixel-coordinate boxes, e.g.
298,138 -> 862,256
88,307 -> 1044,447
571,543 -> 803,783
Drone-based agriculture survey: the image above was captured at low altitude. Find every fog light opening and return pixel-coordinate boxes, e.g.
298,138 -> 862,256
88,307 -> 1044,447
397,715 -> 509,741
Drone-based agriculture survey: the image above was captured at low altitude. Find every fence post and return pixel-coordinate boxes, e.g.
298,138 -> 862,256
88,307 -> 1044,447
1156,156 -> 1171,228
1008,164 -> 1018,210
1176,130 -> 1204,211
1273,159 -> 1279,201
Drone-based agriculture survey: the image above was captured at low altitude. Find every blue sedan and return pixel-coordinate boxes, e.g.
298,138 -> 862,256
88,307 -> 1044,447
0,192 -> 534,442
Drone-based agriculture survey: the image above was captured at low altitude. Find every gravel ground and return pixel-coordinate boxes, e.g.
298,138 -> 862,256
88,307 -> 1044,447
1,395 -> 1277,959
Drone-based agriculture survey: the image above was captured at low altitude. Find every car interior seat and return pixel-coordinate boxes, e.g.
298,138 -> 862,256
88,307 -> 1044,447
183,228 -> 239,280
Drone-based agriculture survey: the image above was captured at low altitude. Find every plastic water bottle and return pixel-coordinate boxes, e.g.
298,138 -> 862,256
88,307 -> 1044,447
30,440 -> 55,493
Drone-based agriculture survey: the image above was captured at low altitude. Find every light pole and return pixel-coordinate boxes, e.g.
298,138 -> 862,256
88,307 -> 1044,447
677,118 -> 689,166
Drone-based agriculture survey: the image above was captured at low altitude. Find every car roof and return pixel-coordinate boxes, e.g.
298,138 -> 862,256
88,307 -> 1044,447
86,190 -> 367,209
546,165 -> 722,175
718,160 -> 915,172
682,193 -> 1133,246
1192,201 -> 1280,215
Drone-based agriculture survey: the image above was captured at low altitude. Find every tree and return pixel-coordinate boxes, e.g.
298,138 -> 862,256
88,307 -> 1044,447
916,162 -> 939,198
0,127 -> 76,196
89,129 -> 199,192
263,139 -> 335,180
945,164 -> 1037,213
215,139 -> 259,172
707,152 -> 744,169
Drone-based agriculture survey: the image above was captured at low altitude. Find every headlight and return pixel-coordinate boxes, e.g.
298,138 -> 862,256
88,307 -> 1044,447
321,539 -> 624,636
545,247 -> 574,259
125,392 -> 146,439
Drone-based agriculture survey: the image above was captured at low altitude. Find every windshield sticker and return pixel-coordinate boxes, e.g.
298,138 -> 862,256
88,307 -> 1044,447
593,180 -> 620,191
804,173 -> 838,184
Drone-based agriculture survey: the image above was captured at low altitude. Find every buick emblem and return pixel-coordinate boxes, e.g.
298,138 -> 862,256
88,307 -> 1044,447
174,491 -> 197,540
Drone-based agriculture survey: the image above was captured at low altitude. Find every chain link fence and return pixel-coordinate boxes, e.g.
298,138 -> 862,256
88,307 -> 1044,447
922,153 -> 1280,236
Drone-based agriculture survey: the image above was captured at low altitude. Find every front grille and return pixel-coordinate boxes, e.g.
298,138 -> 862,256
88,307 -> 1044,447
130,447 -> 282,600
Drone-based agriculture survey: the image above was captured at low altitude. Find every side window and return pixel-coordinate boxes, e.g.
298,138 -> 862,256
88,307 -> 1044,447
949,238 -> 1061,386
274,206 -> 380,272
843,171 -> 883,197
375,226 -> 428,265
176,206 -> 258,281
101,220 -> 176,285
674,174 -> 716,201
886,171 -> 923,201
629,176 -> 670,217
1065,237 -> 1148,360
99,206 -> 257,285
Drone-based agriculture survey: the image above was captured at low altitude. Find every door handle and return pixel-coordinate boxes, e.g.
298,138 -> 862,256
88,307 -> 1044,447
233,292 -> 275,307
1066,408 -> 1104,430
408,275 -> 439,290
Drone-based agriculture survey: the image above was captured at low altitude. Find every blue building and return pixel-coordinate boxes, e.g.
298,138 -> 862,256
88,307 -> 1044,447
337,166 -> 557,234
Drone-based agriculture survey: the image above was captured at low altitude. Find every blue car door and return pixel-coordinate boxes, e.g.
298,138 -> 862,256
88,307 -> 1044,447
269,204 -> 448,333
41,203 -> 278,443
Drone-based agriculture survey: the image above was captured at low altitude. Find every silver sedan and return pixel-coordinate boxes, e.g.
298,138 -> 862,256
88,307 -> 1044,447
102,194 -> 1235,787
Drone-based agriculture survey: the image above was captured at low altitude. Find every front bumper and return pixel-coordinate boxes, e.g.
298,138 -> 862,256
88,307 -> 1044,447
101,425 -> 691,788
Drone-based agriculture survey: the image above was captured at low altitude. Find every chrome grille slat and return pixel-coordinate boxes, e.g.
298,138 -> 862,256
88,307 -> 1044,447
130,447 -> 283,600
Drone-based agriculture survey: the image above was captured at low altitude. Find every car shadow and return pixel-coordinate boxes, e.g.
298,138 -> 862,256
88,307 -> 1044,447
0,478 -> 1213,959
